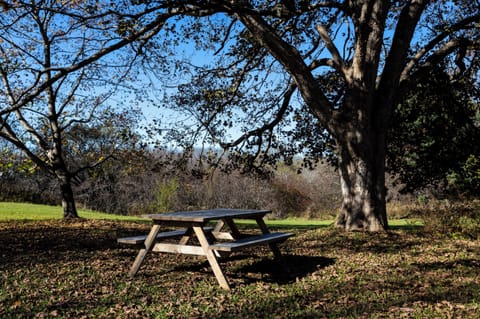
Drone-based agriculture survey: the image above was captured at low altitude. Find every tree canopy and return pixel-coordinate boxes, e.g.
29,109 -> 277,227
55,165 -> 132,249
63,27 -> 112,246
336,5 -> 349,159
0,0 -> 169,217
142,0 -> 480,230
1,1 -> 479,228
387,64 -> 480,196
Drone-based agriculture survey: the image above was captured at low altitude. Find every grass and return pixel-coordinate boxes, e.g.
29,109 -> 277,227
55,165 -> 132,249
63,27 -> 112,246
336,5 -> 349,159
0,202 -> 422,228
1,202 -> 477,318
0,202 -> 143,222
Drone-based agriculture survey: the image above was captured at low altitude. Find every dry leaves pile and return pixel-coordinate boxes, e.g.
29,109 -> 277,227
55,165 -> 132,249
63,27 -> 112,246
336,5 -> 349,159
1,220 -> 479,318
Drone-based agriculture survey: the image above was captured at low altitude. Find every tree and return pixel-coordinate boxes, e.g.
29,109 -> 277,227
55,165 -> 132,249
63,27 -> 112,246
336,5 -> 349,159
387,64 -> 480,195
0,1 -> 172,217
143,0 -> 480,231
0,140 -> 56,204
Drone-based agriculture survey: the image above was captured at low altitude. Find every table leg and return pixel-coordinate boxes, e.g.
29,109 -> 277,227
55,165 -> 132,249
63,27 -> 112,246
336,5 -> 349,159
255,217 -> 290,273
224,218 -> 242,239
193,226 -> 231,290
255,217 -> 270,234
213,220 -> 225,233
212,220 -> 234,241
225,218 -> 242,239
128,224 -> 161,277
179,227 -> 193,245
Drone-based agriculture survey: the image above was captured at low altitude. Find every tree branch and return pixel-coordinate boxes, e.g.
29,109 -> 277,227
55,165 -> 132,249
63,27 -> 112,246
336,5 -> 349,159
401,13 -> 480,81
315,24 -> 347,77
218,82 -> 297,149
214,18 -> 237,56
376,0 -> 429,105
0,124 -> 51,172
233,9 -> 333,128
399,37 -> 474,95
0,8 -> 178,117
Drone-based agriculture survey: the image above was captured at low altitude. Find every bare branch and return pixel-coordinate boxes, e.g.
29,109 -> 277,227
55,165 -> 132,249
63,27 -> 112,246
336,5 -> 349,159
71,154 -> 115,178
0,123 -> 50,172
219,82 -> 297,149
401,13 -> 480,81
399,37 -> 473,93
233,10 -> 333,126
315,24 -> 347,76
0,8 -> 176,117
214,18 -> 237,56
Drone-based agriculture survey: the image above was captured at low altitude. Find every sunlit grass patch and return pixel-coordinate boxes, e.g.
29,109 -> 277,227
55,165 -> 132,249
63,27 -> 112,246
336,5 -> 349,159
236,217 -> 423,229
0,202 -> 143,222
0,202 -> 424,231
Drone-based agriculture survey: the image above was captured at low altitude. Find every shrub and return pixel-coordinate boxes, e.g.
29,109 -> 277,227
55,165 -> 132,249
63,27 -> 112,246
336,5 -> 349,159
153,178 -> 179,213
272,162 -> 341,219
411,200 -> 480,239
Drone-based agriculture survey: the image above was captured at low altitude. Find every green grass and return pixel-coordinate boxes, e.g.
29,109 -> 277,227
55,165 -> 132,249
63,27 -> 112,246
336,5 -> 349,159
240,217 -> 423,228
0,202 -> 423,228
0,202 -> 142,222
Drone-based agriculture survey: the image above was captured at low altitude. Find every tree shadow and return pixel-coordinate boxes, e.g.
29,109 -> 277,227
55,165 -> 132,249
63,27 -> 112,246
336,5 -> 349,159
0,222 -> 150,267
162,253 -> 335,287
232,254 -> 336,285
411,259 -> 480,270
304,230 -> 428,255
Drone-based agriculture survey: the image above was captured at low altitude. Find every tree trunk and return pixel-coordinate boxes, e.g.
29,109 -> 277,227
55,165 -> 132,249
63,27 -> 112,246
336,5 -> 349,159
58,173 -> 79,219
334,122 -> 389,232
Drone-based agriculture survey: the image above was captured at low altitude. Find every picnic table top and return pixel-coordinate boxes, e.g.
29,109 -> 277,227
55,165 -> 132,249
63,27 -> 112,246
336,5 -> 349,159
143,208 -> 271,223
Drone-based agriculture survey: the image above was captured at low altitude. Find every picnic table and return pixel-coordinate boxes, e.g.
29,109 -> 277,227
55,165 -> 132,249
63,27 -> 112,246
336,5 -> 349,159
118,208 -> 294,290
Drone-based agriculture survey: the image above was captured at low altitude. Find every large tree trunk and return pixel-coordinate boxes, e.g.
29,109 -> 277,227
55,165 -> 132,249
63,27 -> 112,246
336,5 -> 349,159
57,172 -> 79,219
335,140 -> 388,231
333,94 -> 389,232
224,0 -> 401,231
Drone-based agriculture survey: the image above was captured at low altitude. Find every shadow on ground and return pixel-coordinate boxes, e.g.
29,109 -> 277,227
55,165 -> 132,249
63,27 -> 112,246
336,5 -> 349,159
236,254 -> 336,284
163,253 -> 335,287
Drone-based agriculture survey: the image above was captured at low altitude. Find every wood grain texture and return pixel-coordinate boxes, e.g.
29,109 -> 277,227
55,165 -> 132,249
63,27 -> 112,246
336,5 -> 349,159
144,208 -> 271,222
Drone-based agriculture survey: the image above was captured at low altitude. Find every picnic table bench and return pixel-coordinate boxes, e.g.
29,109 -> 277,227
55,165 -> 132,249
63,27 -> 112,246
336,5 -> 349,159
117,227 -> 214,245
118,208 -> 294,290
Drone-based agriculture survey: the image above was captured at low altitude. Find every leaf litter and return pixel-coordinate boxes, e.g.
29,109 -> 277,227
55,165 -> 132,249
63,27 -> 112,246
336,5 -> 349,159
0,220 -> 479,318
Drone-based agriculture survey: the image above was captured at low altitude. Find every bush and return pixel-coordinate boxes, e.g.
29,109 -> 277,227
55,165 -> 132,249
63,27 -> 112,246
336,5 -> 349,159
152,178 -> 179,213
172,171 -> 277,213
274,163 -> 342,219
0,152 -> 345,218
0,168 -> 59,205
146,163 -> 342,219
447,155 -> 480,196
411,200 -> 480,239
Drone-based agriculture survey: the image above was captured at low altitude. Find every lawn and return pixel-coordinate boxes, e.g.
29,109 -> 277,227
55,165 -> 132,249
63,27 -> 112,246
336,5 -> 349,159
0,202 -> 421,228
0,202 -> 142,222
0,203 -> 478,318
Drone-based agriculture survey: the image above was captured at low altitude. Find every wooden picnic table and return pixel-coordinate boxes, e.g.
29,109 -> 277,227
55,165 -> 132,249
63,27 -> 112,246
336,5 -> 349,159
118,208 -> 294,290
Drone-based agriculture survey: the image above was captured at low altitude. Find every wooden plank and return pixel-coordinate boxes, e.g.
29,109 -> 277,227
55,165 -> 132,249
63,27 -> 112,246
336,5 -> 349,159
255,217 -> 270,234
213,219 -> 225,232
179,227 -> 194,245
128,224 -> 161,277
224,217 -> 242,239
152,243 -> 205,255
144,208 -> 271,223
209,232 -> 294,252
193,226 -> 231,290
211,220 -> 234,240
118,227 -> 213,245
118,229 -> 187,245
211,231 -> 234,240
255,217 -> 288,266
